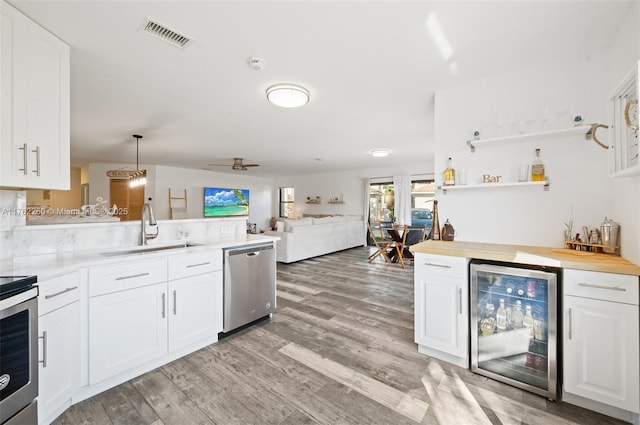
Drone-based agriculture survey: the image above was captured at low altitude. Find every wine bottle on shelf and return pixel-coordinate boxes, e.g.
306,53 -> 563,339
496,299 -> 507,332
480,303 -> 496,336
429,200 -> 441,240
512,300 -> 524,329
531,148 -> 545,181
523,304 -> 534,338
444,157 -> 456,186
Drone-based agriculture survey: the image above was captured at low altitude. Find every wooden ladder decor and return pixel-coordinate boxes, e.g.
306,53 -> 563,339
169,188 -> 188,219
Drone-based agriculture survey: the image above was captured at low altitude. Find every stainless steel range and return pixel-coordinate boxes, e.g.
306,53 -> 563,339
0,275 -> 38,425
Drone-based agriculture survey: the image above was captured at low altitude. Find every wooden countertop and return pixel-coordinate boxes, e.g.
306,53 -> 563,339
410,240 -> 640,276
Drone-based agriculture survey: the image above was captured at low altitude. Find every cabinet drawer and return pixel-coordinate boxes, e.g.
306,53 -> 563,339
168,250 -> 222,280
564,269 -> 639,305
38,272 -> 80,316
89,258 -> 167,297
415,253 -> 469,278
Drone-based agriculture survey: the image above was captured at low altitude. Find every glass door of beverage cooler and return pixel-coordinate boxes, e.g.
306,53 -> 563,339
470,261 -> 558,400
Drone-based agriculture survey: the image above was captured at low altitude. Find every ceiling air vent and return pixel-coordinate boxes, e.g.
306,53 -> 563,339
140,17 -> 193,49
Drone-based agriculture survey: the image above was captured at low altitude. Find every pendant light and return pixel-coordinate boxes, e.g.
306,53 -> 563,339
129,134 -> 147,187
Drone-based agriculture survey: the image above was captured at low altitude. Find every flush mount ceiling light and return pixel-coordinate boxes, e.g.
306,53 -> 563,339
370,149 -> 390,158
266,84 -> 310,108
129,134 -> 147,188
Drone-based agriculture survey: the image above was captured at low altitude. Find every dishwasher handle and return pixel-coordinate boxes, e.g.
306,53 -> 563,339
225,243 -> 273,258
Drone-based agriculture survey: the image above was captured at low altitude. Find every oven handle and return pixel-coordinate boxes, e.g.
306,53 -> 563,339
39,331 -> 48,368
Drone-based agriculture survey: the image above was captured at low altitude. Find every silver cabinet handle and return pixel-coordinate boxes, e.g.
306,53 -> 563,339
246,252 -> 259,257
186,262 -> 210,268
423,262 -> 451,268
19,143 -> 27,175
568,308 -> 573,340
578,282 -> 626,292
458,288 -> 463,315
31,146 -> 40,176
44,286 -> 78,299
173,290 -> 177,315
161,293 -> 166,318
39,331 -> 48,368
115,272 -> 150,281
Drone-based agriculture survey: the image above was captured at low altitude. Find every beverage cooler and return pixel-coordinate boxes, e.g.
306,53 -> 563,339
470,260 -> 560,400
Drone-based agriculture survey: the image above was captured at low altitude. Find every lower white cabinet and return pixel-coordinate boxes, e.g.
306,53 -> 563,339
414,253 -> 470,367
89,282 -> 168,384
168,270 -> 222,352
563,269 -> 640,415
37,273 -> 80,425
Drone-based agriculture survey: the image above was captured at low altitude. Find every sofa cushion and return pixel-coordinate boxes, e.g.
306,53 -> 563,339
311,216 -> 334,225
284,217 -> 313,231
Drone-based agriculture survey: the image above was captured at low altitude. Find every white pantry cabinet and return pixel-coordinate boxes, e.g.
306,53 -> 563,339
563,269 -> 640,415
0,1 -> 70,190
37,272 -> 80,425
414,253 -> 470,368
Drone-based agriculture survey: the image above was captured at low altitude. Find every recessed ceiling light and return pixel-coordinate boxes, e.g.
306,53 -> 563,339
370,149 -> 390,158
266,84 -> 310,108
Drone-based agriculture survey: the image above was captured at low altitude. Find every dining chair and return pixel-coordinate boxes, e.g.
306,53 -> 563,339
367,221 -> 392,264
392,224 -> 409,269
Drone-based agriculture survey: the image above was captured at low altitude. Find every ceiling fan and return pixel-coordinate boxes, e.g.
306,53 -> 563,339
208,157 -> 260,171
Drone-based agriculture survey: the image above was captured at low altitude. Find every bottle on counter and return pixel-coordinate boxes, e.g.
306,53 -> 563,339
429,200 -> 441,240
531,148 -> 545,181
444,157 -> 456,186
496,299 -> 507,332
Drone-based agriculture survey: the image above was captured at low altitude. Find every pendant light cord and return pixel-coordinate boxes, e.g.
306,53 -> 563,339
133,134 -> 143,171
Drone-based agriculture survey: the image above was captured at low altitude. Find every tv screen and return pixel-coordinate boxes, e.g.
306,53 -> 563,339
204,187 -> 250,217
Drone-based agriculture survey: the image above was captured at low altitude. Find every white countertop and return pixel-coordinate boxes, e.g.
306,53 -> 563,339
1,233 -> 278,281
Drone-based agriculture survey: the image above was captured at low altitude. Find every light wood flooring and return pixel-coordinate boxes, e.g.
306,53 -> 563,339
53,247 -> 628,425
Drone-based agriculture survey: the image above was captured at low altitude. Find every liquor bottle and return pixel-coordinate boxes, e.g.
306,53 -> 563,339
531,148 -> 545,181
444,157 -> 456,186
496,299 -> 507,332
512,300 -> 524,329
429,200 -> 441,240
480,303 -> 496,336
523,304 -> 534,337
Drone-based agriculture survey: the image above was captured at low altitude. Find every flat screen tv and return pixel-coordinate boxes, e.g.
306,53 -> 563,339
204,187 -> 250,217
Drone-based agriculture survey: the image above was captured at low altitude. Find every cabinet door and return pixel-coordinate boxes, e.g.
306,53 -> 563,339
168,271 -> 222,352
564,296 -> 640,412
38,301 -> 80,424
89,283 -> 168,384
414,254 -> 469,359
0,2 -> 70,190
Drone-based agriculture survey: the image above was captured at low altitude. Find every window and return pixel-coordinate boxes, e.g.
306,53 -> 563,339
410,180 -> 435,230
279,187 -> 295,218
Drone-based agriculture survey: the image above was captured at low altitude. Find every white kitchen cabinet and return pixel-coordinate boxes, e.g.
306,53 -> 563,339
0,1 -> 70,190
563,269 -> 640,416
37,272 -> 80,425
89,282 -> 168,385
168,271 -> 222,351
414,253 -> 470,368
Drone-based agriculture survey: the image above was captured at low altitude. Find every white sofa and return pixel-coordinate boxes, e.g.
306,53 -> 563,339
264,215 -> 365,263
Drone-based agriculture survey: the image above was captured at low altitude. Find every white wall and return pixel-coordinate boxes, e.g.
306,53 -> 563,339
274,163 -> 435,219
153,165 -> 274,230
88,163 -> 275,231
433,52 -> 615,248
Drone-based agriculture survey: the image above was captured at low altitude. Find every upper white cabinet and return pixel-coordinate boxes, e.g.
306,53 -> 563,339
1,1 -> 70,190
608,61 -> 639,178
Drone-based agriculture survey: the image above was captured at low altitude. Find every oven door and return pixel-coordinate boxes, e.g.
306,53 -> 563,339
0,288 -> 38,424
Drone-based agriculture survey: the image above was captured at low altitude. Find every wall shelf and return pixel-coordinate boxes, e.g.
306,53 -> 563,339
438,180 -> 549,194
466,126 -> 594,153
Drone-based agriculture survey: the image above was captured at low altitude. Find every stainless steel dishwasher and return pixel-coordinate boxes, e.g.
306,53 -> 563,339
222,243 -> 276,333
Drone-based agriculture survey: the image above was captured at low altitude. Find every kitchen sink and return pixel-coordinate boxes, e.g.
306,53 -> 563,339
100,242 -> 202,256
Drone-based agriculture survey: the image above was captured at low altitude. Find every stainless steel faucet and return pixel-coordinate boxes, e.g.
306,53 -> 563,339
140,203 -> 159,245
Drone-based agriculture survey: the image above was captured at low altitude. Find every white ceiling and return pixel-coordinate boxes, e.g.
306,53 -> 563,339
8,0 -> 632,177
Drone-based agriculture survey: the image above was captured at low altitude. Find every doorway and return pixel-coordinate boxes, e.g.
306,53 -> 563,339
110,179 -> 144,221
